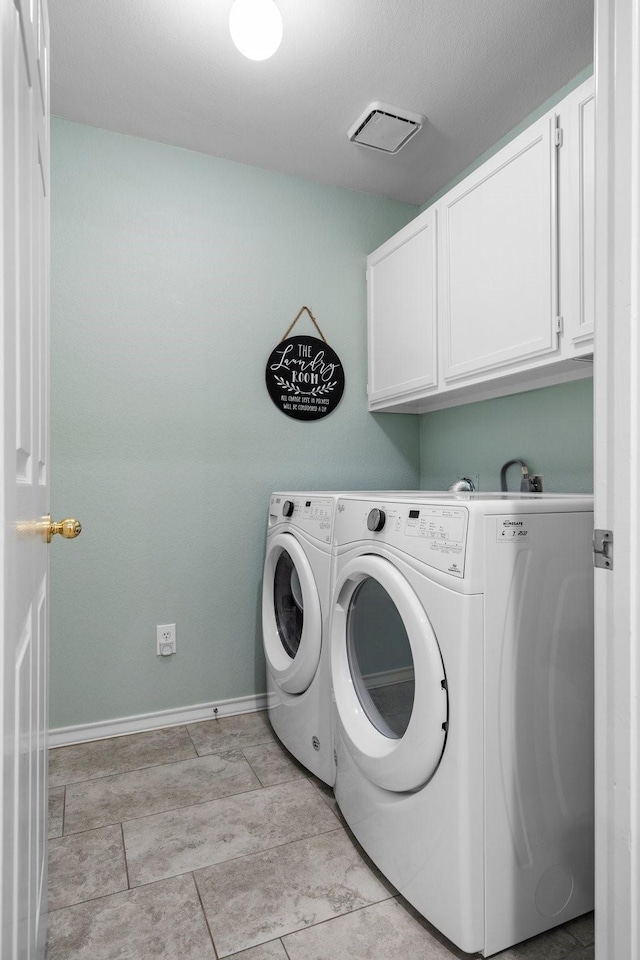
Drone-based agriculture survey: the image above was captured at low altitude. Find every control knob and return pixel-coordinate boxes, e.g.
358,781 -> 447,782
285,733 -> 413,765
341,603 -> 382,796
282,500 -> 295,518
367,508 -> 386,532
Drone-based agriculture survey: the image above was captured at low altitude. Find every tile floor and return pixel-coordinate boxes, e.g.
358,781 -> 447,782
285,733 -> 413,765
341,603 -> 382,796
47,711 -> 595,960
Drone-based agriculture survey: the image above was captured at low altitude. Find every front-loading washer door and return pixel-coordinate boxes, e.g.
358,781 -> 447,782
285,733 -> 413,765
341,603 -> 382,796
262,533 -> 322,694
331,554 -> 448,792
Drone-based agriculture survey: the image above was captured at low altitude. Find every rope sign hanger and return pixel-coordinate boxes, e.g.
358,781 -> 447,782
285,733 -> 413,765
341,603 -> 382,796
280,305 -> 327,343
265,306 -> 345,421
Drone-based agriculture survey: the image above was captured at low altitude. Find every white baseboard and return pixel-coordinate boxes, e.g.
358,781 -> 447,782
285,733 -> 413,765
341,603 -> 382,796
48,693 -> 268,749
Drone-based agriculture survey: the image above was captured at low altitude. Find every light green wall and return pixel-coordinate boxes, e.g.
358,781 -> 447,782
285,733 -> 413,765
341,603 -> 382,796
50,118 -> 419,729
51,66 -> 596,730
419,378 -> 593,493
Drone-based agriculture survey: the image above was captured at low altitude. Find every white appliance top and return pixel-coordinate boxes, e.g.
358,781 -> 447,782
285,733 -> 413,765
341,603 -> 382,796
334,494 -> 594,588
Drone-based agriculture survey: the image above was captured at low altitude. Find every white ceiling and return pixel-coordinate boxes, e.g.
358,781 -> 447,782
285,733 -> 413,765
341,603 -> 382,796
49,0 -> 594,206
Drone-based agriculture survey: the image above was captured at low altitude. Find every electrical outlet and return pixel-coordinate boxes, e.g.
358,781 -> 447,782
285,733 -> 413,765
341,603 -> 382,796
157,623 -> 176,657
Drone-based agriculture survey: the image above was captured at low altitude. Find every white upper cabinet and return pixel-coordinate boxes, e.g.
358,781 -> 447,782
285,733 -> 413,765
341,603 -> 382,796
438,114 -> 559,384
559,77 -> 595,355
367,208 -> 437,408
366,77 -> 595,413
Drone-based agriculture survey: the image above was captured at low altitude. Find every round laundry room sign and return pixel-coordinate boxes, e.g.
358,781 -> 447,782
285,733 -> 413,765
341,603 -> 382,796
265,334 -> 345,421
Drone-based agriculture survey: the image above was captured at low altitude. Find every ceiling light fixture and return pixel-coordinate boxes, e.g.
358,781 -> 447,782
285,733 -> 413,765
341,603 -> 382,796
229,0 -> 283,61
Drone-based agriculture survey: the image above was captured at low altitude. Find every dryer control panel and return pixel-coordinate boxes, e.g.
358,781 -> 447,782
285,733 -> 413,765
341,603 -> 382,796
404,506 -> 468,576
336,499 -> 469,578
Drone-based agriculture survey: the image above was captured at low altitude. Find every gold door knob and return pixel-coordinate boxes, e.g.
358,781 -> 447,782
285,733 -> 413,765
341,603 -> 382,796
44,515 -> 82,543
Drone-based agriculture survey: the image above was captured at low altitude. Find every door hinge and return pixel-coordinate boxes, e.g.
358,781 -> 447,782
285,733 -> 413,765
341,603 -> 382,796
594,529 -> 613,569
555,316 -> 564,335
555,127 -> 563,147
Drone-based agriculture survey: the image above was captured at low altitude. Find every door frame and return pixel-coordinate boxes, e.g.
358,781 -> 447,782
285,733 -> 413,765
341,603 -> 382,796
594,0 -> 640,956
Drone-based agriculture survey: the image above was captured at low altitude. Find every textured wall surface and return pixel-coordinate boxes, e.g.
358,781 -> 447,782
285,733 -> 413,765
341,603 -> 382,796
419,378 -> 593,494
50,119 -> 418,729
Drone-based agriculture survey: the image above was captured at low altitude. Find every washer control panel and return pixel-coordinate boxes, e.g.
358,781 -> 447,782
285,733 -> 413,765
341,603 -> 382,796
269,494 -> 335,544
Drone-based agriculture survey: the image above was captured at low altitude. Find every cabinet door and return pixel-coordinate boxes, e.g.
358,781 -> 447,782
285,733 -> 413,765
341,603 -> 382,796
367,209 -> 437,408
559,78 -> 595,355
439,114 -> 560,383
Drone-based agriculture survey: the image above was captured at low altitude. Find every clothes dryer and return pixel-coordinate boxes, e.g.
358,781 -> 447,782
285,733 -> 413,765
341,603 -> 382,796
330,494 -> 594,956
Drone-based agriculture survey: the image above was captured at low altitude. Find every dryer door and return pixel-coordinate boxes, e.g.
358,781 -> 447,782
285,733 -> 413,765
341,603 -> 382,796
262,533 -> 322,694
332,555 -> 448,792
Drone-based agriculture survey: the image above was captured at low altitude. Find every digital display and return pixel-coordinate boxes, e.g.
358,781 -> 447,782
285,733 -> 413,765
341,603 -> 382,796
409,509 -> 420,519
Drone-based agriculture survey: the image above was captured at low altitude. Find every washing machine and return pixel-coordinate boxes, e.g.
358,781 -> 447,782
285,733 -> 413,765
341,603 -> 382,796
262,492 -> 342,785
330,493 -> 594,956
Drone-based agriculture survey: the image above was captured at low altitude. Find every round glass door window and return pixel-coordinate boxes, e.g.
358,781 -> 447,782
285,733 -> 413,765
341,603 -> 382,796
273,550 -> 304,658
347,576 -> 415,739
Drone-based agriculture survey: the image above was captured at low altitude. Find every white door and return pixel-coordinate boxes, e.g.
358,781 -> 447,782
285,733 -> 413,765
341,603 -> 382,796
1,1 -> 50,958
593,1 -> 640,956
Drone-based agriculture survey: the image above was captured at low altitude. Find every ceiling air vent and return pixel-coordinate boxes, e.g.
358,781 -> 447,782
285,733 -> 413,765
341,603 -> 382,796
348,101 -> 426,154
